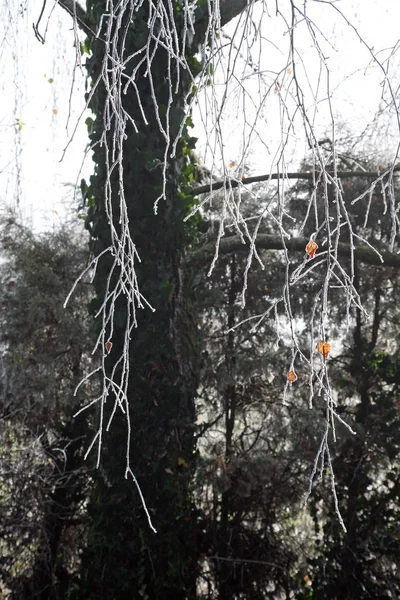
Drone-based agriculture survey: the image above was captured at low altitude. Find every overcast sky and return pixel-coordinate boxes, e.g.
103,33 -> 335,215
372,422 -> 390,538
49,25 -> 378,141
194,0 -> 400,176
1,0 -> 400,231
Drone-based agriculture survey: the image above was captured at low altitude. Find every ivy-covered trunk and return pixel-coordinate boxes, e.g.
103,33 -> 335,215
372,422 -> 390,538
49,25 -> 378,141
80,3 -> 200,597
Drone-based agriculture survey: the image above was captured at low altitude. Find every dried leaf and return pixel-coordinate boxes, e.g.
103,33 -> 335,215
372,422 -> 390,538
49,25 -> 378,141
317,341 -> 331,358
165,468 -> 173,475
105,341 -> 112,353
305,239 -> 318,259
287,370 -> 297,382
177,457 -> 189,468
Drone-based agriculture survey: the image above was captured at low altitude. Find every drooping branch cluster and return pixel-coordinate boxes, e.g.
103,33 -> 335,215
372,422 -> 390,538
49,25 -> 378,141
56,0 -> 400,526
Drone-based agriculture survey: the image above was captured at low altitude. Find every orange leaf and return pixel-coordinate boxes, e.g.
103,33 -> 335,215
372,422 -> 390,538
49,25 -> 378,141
317,341 -> 331,358
228,161 -> 236,168
105,341 -> 112,353
287,370 -> 297,382
53,108 -> 58,115
305,240 -> 318,259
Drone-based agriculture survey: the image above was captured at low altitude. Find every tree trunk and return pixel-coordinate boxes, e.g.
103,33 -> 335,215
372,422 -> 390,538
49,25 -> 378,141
79,2 -> 201,598
218,254 -> 237,600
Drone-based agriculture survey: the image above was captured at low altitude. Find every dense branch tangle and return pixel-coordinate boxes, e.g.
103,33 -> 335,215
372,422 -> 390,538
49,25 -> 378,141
60,0 -> 400,529
187,160 -> 400,526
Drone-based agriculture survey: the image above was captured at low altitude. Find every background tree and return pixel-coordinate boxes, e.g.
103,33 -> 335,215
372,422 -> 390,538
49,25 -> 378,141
193,236 -> 310,599
288,152 -> 400,599
189,150 -> 400,598
0,214 -> 93,598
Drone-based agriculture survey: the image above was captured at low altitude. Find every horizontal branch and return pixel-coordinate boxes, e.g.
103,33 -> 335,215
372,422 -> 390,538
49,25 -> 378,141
191,169 -> 400,197
195,234 -> 400,270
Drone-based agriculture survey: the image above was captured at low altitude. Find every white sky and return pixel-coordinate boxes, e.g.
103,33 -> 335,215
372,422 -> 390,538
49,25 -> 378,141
1,0 -> 400,230
0,0 -> 89,230
194,0 -> 400,176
